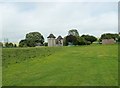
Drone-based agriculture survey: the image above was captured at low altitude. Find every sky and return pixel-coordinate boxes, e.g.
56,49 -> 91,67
0,0 -> 119,43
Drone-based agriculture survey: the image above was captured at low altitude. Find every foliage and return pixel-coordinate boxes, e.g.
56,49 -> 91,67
99,33 -> 119,41
19,39 -> 27,47
19,32 -> 44,47
77,37 -> 87,45
66,35 -> 78,45
44,42 -> 48,46
5,42 -> 9,47
118,36 -> 120,43
26,32 -> 44,44
64,35 -> 92,46
63,36 -> 67,46
9,43 -> 14,47
81,35 -> 97,43
5,42 -> 14,48
68,29 -> 79,36
14,44 -> 17,47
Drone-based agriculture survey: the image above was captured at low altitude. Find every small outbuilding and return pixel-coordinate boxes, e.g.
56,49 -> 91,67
56,36 -> 63,46
47,34 -> 56,47
102,39 -> 116,44
47,34 -> 63,47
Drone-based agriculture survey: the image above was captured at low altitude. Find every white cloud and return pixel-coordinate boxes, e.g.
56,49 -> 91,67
1,2 -> 118,42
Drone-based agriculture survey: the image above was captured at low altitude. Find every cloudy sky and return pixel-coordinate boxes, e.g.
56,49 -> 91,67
0,0 -> 118,42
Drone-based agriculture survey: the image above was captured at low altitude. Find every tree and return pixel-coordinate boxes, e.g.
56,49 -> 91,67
44,42 -> 48,46
99,33 -> 119,42
68,29 -> 79,36
66,35 -> 78,45
77,37 -> 86,45
14,44 -> 17,47
81,35 -> 97,43
26,32 -> 44,45
100,33 -> 119,40
19,32 -> 44,47
5,42 -> 14,48
118,36 -> 120,43
8,43 -> 13,47
63,36 -> 67,46
26,39 -> 36,47
5,42 -> 9,47
19,39 -> 27,47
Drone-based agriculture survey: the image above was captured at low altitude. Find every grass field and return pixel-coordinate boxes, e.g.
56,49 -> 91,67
2,44 -> 118,86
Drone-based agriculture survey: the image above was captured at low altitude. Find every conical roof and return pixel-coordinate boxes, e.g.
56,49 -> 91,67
57,36 -> 63,40
47,34 -> 56,38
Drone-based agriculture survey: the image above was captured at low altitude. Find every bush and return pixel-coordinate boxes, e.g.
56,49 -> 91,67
77,37 -> 86,45
8,43 -> 13,48
14,44 -> 17,47
81,35 -> 97,44
5,42 -> 14,48
19,40 -> 27,47
44,42 -> 48,46
66,35 -> 78,46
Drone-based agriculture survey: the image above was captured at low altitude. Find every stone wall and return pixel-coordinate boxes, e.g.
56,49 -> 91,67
102,39 -> 115,44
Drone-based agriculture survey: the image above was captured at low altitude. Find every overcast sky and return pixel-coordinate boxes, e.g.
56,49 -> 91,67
0,0 -> 118,42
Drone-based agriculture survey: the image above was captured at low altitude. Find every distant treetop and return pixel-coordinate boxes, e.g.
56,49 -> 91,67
68,29 -> 79,36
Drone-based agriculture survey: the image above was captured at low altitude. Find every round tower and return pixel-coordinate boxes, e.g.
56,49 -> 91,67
47,34 -> 56,47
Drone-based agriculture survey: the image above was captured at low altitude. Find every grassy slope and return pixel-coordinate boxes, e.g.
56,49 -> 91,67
2,45 -> 118,86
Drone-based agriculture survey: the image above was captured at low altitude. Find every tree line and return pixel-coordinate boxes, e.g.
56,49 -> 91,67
0,42 -> 17,48
63,29 -> 97,46
0,29 -> 120,48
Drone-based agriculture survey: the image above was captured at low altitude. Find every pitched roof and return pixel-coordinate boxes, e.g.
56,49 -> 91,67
47,34 -> 56,38
57,36 -> 63,40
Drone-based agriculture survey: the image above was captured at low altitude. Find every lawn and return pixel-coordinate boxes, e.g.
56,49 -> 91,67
2,44 -> 118,86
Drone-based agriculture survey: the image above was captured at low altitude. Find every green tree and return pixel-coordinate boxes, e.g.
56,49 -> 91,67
8,43 -> 14,48
19,39 -> 27,47
81,35 -> 97,43
118,36 -> 120,43
19,32 -> 44,47
68,29 -> 79,36
63,36 -> 67,46
66,35 -> 78,45
99,33 -> 119,42
26,32 -> 44,47
14,44 -> 17,47
5,42 -> 9,47
5,42 -> 14,48
100,33 -> 119,40
77,37 -> 86,45
44,42 -> 48,46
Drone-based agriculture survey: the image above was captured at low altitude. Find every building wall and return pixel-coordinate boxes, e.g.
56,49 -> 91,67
56,39 -> 63,46
48,38 -> 56,47
102,39 -> 115,44
61,39 -> 63,46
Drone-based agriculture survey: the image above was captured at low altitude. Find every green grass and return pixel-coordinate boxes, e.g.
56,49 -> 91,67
2,44 -> 118,86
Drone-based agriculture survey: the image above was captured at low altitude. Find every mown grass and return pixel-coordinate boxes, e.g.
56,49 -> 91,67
2,44 -> 118,86
2,47 -> 61,67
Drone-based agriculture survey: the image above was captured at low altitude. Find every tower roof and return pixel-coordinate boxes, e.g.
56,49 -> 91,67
47,34 -> 56,38
57,36 -> 63,40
